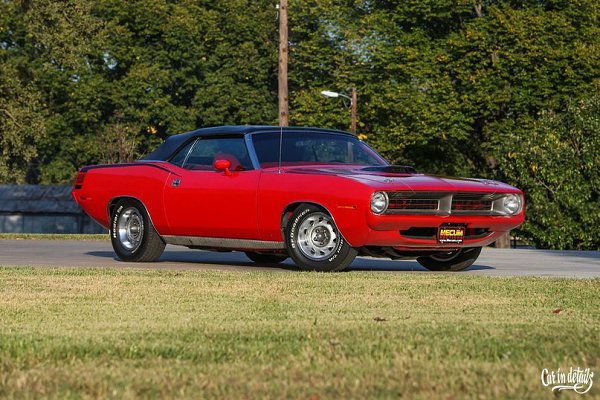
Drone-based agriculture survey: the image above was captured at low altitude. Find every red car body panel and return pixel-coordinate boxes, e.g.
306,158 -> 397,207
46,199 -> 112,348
255,165 -> 524,248
74,163 -> 173,234
163,167 -> 261,238
73,126 -> 524,253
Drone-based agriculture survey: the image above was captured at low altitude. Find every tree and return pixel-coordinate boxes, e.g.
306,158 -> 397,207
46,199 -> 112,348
0,0 -> 107,183
0,65 -> 46,183
497,95 -> 600,250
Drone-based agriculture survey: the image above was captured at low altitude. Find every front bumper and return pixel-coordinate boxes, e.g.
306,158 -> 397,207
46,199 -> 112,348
347,212 -> 524,249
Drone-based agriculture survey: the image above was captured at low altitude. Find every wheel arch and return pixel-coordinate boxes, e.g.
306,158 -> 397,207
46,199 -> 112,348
107,196 -> 159,234
280,201 -> 343,241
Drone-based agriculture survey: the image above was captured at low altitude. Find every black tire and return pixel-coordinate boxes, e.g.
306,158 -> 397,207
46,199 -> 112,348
285,204 -> 357,272
417,247 -> 482,271
110,199 -> 165,262
245,252 -> 288,264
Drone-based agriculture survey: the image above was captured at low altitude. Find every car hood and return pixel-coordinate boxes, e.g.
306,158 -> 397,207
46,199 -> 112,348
283,165 -> 521,193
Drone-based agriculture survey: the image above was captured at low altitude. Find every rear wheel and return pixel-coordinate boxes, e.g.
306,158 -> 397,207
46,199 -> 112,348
110,199 -> 165,262
245,252 -> 288,264
285,204 -> 357,272
417,247 -> 482,271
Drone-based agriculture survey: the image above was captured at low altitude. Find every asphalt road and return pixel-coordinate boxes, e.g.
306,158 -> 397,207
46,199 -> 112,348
0,239 -> 598,278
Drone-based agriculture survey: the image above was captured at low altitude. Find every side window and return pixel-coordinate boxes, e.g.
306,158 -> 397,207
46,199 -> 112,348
169,140 -> 195,167
183,137 -> 253,171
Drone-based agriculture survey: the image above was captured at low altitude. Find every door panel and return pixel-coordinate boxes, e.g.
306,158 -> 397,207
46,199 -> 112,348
164,169 -> 260,238
162,135 -> 259,239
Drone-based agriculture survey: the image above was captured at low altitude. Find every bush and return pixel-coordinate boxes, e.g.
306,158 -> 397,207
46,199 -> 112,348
498,95 -> 600,250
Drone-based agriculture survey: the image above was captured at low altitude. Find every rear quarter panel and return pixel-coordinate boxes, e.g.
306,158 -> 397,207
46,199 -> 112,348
73,164 -> 172,234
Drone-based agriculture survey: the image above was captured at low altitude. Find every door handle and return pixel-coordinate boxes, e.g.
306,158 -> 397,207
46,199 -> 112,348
172,179 -> 181,187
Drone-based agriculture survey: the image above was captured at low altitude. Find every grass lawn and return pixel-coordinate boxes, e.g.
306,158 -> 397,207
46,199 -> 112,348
0,267 -> 597,399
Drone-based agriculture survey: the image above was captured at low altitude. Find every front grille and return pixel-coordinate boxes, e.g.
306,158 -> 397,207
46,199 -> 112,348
452,199 -> 493,212
389,199 -> 439,210
384,191 -> 502,215
452,200 -> 492,211
451,193 -> 496,214
386,191 -> 443,214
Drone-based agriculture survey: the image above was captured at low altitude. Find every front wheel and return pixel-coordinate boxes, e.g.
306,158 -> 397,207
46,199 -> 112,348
417,247 -> 482,271
110,199 -> 165,262
285,204 -> 357,272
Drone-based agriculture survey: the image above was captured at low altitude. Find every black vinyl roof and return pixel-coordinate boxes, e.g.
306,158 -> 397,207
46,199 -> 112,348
143,125 -> 353,161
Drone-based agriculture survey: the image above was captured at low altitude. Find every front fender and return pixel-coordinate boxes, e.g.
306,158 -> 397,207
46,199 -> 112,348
257,170 -> 373,245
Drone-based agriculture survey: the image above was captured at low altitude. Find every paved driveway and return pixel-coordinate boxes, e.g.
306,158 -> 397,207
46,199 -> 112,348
0,239 -> 598,278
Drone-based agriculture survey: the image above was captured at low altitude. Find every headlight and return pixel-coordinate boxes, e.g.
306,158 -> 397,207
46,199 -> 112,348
502,194 -> 522,215
371,191 -> 389,214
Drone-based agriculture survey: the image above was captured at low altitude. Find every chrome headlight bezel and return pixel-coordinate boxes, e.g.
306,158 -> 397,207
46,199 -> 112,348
371,191 -> 389,214
500,194 -> 522,215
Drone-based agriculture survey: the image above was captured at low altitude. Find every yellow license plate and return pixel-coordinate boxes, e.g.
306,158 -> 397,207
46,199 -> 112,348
438,226 -> 466,244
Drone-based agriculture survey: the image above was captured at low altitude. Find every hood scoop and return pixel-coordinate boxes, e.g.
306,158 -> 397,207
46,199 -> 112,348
361,165 -> 417,174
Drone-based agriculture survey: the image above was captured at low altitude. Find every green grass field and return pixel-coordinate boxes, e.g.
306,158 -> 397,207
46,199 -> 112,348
0,267 -> 598,399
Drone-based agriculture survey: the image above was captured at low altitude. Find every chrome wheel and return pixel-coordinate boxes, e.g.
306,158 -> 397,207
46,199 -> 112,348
111,199 -> 165,262
286,205 -> 358,272
297,212 -> 338,261
117,207 -> 144,252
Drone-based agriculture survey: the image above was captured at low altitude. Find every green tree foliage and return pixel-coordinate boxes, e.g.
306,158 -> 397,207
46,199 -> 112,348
0,0 -> 598,248
0,1 -> 45,183
497,95 -> 600,250
1,0 -> 278,182
1,0 -> 109,183
0,63 -> 46,183
288,0 -> 599,176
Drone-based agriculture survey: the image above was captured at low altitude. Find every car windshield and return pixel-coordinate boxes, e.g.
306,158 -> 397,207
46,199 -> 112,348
251,131 -> 387,168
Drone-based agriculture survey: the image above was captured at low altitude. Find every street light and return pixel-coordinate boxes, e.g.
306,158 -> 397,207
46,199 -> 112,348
321,88 -> 357,135
320,90 -> 344,99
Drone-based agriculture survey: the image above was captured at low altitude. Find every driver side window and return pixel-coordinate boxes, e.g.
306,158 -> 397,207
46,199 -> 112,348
170,137 -> 253,171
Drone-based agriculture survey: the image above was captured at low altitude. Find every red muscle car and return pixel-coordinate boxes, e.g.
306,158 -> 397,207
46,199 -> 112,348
73,126 -> 524,272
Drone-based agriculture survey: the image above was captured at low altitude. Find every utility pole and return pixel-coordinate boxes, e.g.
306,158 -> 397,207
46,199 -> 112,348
278,0 -> 289,126
351,87 -> 357,135
494,232 -> 512,248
